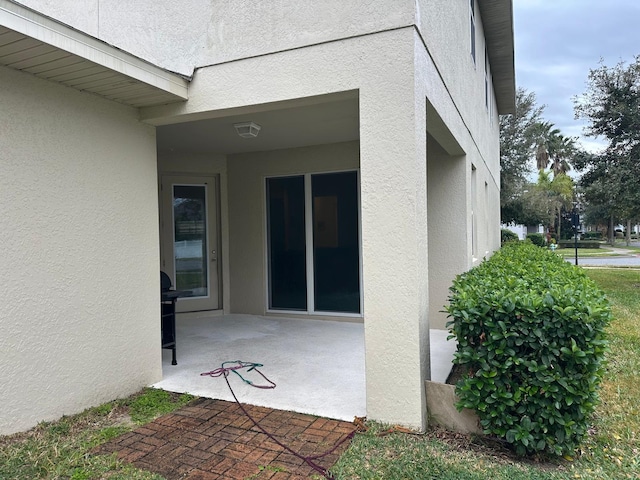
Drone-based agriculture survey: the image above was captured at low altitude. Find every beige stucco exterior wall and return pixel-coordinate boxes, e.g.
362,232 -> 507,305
417,0 -> 501,169
15,0 -> 416,77
0,65 -> 161,435
426,136 -> 468,330
417,0 -> 503,323
226,142 -> 359,315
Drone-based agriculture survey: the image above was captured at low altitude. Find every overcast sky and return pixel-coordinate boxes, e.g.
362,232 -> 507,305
513,0 -> 640,153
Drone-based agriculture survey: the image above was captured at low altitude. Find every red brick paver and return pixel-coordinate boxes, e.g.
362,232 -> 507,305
94,398 -> 355,479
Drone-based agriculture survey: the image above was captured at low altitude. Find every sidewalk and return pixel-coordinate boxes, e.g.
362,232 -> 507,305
568,245 -> 640,267
608,246 -> 640,255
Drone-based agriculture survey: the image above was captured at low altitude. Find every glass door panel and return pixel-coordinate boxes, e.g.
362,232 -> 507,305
173,185 -> 208,296
312,172 -> 360,313
267,176 -> 307,310
160,175 -> 219,312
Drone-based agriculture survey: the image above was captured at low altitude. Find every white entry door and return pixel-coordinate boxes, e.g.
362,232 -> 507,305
160,175 -> 220,312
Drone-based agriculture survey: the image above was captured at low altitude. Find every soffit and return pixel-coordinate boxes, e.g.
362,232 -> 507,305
478,0 -> 516,114
0,0 -> 188,107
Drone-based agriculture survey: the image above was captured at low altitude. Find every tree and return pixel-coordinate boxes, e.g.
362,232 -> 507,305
574,57 -> 640,244
575,57 -> 640,151
532,121 -> 577,175
549,134 -> 577,176
500,88 -> 545,223
500,89 -> 581,230
532,121 -> 555,171
526,171 -> 575,240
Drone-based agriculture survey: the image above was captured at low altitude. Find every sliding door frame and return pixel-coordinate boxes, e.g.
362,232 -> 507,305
264,169 -> 363,318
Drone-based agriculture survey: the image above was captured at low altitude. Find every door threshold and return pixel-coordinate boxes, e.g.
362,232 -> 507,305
176,309 -> 224,320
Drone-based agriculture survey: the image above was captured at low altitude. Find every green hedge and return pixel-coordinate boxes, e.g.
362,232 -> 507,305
526,232 -> 546,247
557,241 -> 601,249
582,232 -> 603,240
445,242 -> 611,456
501,229 -> 519,244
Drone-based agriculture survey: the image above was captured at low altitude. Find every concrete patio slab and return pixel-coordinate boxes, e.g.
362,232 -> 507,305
429,329 -> 457,383
152,314 -> 456,422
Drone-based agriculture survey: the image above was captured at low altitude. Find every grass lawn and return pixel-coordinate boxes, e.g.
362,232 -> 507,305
331,268 -> 640,479
1,270 -> 638,479
0,389 -> 193,480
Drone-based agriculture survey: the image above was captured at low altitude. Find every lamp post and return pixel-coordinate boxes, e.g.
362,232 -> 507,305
571,206 -> 580,265
571,199 -> 580,266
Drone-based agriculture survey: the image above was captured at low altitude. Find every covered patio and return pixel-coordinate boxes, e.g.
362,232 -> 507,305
153,314 -> 457,422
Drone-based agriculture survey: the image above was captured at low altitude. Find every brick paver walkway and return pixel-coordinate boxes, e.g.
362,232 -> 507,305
94,398 -> 356,479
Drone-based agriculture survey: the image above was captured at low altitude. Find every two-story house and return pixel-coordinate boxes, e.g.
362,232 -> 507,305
0,0 -> 514,435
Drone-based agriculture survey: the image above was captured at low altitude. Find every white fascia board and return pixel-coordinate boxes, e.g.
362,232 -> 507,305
0,0 -> 189,100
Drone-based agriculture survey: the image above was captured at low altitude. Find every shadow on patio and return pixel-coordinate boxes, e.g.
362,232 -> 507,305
153,314 -> 456,422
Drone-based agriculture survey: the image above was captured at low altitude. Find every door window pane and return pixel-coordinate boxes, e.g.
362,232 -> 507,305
312,172 -> 360,313
267,176 -> 307,310
173,185 -> 208,296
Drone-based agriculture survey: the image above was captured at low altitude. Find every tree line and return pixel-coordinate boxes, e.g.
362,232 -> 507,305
501,56 -> 640,244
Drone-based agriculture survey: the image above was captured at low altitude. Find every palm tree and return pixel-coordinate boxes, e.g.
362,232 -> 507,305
528,171 -> 574,240
533,122 -> 557,171
548,134 -> 577,176
532,122 -> 577,175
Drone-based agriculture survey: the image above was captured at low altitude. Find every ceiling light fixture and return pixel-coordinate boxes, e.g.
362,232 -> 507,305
233,121 -> 261,138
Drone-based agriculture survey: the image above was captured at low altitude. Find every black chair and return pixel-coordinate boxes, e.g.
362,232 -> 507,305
160,271 -> 188,365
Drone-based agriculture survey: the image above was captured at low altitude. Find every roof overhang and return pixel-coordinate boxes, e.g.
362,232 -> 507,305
0,0 -> 188,107
478,0 -> 516,114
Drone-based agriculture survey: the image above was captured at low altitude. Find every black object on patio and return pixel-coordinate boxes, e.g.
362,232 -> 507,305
160,271 -> 190,365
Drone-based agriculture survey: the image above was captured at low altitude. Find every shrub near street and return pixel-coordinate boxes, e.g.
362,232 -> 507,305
501,229 -> 519,244
526,232 -> 546,247
446,242 -> 611,456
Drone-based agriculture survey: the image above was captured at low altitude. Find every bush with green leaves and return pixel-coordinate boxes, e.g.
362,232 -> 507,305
445,242 -> 611,456
557,241 -> 601,249
582,231 -> 603,240
525,232 -> 546,247
500,229 -> 519,244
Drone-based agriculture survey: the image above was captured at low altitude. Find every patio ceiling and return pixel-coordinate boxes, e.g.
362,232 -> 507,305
157,95 -> 360,155
0,0 -> 188,108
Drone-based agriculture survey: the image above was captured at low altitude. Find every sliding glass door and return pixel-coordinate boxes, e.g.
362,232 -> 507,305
266,171 -> 360,314
266,176 -> 307,311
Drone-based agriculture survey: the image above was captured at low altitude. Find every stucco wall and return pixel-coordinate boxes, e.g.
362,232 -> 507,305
15,0 -> 415,77
426,135 -> 468,330
417,0 -> 501,171
414,6 -> 501,269
0,65 -> 161,435
227,142 -> 359,315
417,1 -> 501,264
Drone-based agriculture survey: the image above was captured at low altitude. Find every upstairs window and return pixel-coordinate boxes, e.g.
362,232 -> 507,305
485,47 -> 489,110
470,0 -> 476,64
485,47 -> 494,123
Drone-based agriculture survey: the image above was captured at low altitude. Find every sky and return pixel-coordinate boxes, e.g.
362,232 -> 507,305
513,0 -> 640,154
